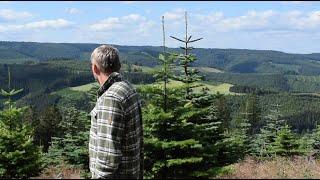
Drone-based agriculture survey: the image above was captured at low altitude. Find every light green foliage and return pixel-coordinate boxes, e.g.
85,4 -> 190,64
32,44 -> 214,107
0,117 -> 42,178
272,124 -> 300,156
250,106 -> 302,158
250,106 -> 285,158
0,68 -> 42,178
297,133 -> 314,156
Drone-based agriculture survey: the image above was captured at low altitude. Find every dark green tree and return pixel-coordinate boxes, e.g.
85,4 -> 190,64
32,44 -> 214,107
142,12 -> 228,179
214,95 -> 231,131
220,112 -> 251,164
246,94 -> 262,135
36,105 -> 62,152
142,15 -> 203,179
169,11 -> 228,178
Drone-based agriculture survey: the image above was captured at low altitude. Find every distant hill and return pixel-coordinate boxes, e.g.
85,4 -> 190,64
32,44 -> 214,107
1,41 -> 320,75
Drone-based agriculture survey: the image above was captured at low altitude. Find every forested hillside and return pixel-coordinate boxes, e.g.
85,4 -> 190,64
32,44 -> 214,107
2,41 -> 320,75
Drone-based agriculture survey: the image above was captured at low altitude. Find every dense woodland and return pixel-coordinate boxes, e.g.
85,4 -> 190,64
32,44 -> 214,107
2,13 -> 320,179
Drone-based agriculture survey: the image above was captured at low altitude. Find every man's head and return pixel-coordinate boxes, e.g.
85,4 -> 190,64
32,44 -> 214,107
91,45 -> 121,84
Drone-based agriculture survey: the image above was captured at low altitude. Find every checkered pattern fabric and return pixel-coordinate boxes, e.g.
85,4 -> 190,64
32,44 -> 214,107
89,72 -> 143,179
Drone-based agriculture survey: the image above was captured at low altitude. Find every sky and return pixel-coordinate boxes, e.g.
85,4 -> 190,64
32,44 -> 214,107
1,1 -> 320,54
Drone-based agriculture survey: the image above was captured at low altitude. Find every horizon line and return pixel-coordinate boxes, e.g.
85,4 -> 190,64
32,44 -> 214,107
0,40 -> 318,55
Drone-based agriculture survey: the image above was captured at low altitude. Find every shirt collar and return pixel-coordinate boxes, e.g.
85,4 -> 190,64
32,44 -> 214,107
97,72 -> 123,97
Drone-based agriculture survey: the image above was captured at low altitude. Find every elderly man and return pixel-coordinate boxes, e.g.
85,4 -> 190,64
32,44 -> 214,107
89,45 -> 143,179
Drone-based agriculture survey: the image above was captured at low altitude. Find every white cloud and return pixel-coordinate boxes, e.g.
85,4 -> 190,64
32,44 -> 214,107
194,12 -> 224,23
0,19 -> 74,32
160,9 -> 320,52
87,13 -> 158,46
0,24 -> 21,32
162,8 -> 186,21
122,14 -> 146,22
137,20 -> 156,34
24,19 -> 74,29
90,14 -> 153,31
215,10 -> 276,31
0,9 -> 33,21
288,11 -> 320,30
188,10 -> 320,33
65,8 -> 81,14
90,17 -> 122,31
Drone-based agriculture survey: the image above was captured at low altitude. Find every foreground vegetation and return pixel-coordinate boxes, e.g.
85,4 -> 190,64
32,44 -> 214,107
219,156 -> 320,179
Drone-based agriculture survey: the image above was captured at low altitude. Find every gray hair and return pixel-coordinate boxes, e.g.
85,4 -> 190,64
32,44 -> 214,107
91,45 -> 121,74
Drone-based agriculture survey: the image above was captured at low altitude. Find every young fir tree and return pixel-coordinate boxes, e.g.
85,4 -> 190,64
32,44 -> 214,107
272,124 -> 300,157
297,132 -> 314,156
169,12 -> 226,178
300,124 -> 320,158
220,111 -> 251,164
250,104 -> 286,158
36,105 -> 62,152
214,95 -> 231,131
44,102 -> 91,178
0,67 -> 42,178
312,125 -> 320,157
245,94 -> 262,135
44,84 -> 96,178
141,15 -> 204,179
170,11 -> 203,101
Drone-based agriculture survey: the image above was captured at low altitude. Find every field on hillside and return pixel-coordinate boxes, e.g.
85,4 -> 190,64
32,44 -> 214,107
69,82 -> 98,92
67,80 -> 237,95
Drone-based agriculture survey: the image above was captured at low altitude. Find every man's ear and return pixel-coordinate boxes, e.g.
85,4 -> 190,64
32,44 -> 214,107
92,63 -> 100,75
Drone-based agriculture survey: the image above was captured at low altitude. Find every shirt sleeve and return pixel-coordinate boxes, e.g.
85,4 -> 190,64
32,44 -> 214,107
94,95 -> 125,179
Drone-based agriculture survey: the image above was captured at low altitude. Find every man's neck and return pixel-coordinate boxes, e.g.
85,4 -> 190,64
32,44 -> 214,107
98,74 -> 110,86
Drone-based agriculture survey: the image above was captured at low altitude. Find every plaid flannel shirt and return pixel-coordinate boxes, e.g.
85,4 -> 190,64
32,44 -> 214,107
89,72 -> 143,179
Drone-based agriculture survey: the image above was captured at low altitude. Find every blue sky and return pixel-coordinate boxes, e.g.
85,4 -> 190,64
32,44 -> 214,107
1,1 -> 320,54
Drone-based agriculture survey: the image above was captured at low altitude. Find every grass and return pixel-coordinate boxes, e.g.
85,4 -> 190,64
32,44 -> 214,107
31,163 -> 82,179
121,65 -> 223,74
66,79 -> 237,95
35,155 -> 320,179
136,79 -> 237,95
69,82 -> 98,92
217,156 -> 320,179
197,67 -> 224,73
